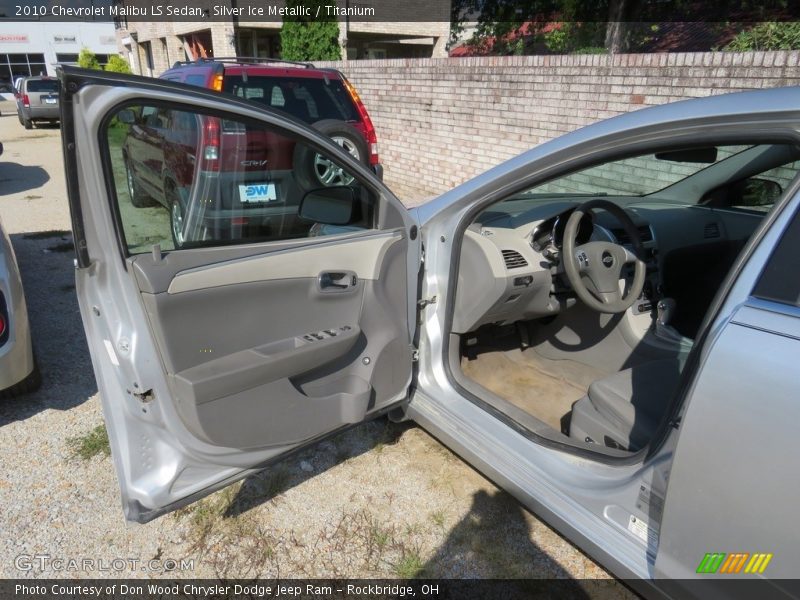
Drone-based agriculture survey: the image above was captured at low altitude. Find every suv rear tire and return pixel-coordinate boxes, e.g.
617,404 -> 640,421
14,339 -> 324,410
293,120 -> 369,189
169,189 -> 186,249
124,157 -> 156,208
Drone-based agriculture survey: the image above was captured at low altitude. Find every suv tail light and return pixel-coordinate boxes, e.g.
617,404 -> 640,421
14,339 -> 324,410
341,76 -> 379,166
22,94 -> 30,108
201,118 -> 220,169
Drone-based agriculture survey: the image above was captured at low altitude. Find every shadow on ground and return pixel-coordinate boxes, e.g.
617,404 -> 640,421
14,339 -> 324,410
0,231 -> 96,426
224,418 -> 414,519
0,162 -> 50,196
422,489 -> 580,578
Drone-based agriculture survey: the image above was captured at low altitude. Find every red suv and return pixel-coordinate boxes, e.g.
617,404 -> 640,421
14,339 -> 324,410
162,57 -> 380,177
120,58 -> 381,247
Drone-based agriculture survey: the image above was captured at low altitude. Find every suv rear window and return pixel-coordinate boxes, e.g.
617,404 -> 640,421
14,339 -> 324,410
26,79 -> 59,93
223,75 -> 358,124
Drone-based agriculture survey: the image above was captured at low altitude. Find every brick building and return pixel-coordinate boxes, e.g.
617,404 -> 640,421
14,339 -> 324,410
114,0 -> 450,76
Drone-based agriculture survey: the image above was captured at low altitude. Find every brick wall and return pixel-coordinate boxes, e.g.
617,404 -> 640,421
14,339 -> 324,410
316,51 -> 800,203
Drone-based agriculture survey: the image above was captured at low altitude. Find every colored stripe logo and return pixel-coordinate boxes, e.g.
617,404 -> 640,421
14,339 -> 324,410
697,552 -> 773,574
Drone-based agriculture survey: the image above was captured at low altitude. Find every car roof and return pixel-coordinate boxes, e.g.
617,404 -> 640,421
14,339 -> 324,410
162,58 -> 342,80
222,65 -> 340,79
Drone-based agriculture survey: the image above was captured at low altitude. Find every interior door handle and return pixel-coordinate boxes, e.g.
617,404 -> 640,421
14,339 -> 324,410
318,271 -> 358,292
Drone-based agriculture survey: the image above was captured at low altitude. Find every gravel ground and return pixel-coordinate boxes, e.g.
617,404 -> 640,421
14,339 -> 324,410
0,111 -> 628,590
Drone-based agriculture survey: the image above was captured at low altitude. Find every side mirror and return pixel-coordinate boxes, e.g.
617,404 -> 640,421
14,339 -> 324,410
116,109 -> 137,125
298,187 -> 357,225
735,177 -> 782,207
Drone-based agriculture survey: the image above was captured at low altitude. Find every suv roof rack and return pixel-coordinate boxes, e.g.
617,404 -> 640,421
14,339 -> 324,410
170,57 -> 314,69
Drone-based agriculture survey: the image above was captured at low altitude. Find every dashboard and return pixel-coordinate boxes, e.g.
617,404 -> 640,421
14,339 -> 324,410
452,201 -> 661,334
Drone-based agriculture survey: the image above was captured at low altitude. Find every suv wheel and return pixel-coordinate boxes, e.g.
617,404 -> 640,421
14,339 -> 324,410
170,192 -> 186,249
124,158 -> 155,208
23,117 -> 32,130
293,120 -> 369,189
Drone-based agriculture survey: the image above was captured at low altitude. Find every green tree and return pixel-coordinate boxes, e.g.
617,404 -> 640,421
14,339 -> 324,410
78,48 -> 101,70
104,54 -> 132,74
280,0 -> 341,61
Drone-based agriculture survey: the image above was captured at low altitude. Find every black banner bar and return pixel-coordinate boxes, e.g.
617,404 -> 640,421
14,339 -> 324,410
3,579 -> 800,600
3,0 -> 800,23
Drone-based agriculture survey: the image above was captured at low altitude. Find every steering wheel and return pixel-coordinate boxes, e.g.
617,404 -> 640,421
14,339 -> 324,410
561,199 -> 646,314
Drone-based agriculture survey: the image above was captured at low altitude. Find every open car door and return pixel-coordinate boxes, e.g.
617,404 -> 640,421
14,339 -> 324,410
59,67 -> 419,522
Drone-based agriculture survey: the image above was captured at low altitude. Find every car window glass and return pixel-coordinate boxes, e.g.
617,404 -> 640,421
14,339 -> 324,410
753,206 -> 800,306
223,76 -> 358,124
700,156 -> 800,214
26,79 -> 59,93
478,144 -> 800,226
105,103 -> 377,254
529,146 -> 751,197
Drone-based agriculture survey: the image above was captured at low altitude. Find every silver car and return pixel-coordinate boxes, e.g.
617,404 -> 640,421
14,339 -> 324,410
60,66 -> 799,595
16,76 -> 60,129
0,143 -> 38,396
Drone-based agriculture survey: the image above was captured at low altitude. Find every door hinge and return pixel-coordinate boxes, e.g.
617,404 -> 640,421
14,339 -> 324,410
411,346 -> 420,362
417,295 -> 437,309
668,416 -> 681,429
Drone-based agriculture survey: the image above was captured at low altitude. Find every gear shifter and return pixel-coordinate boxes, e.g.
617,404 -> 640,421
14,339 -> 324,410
657,298 -> 675,327
654,297 -> 684,343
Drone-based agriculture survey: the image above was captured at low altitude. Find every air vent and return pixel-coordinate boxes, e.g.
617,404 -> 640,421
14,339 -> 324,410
501,249 -> 528,269
611,225 -> 653,245
704,222 -> 720,239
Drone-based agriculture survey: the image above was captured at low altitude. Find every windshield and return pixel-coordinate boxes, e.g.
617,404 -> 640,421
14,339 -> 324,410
525,145 -> 753,198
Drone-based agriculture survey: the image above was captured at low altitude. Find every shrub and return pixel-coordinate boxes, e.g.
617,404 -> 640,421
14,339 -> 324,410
104,55 -> 132,74
78,48 -> 101,70
724,22 -> 800,51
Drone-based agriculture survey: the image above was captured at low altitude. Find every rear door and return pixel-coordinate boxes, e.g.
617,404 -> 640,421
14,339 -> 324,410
60,67 -> 419,522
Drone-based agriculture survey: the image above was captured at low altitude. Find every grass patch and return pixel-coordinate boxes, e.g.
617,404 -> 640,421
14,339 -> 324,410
394,549 -> 425,578
23,229 -> 71,240
368,520 -> 392,553
429,510 -> 446,528
23,194 -> 42,200
67,425 -> 110,460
